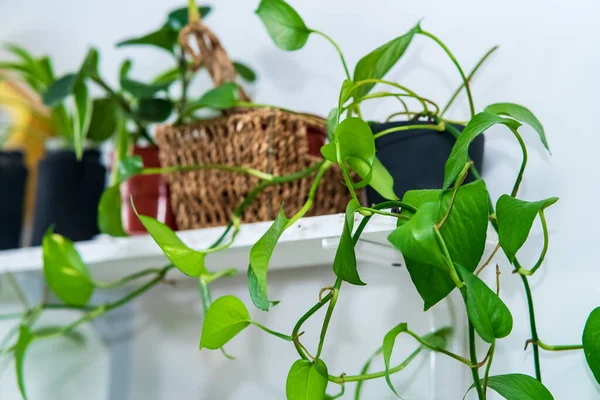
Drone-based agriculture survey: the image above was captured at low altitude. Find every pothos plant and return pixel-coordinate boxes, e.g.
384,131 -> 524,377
1,0 -> 599,399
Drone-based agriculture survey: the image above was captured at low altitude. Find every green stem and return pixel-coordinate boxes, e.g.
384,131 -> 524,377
358,208 -> 410,220
315,280 -> 340,359
177,48 -> 189,115
311,30 -> 351,81
519,273 -> 542,381
534,341 -> 583,351
436,161 -> 472,229
468,322 -> 485,400
354,346 -> 383,399
350,78 -> 430,114
441,46 -> 498,117
373,122 -> 445,140
202,268 -> 237,284
343,92 -> 440,115
434,228 -> 463,288
420,31 -> 475,117
517,210 -> 549,276
94,267 -> 165,289
510,129 -> 528,197
483,341 -> 496,396
406,329 -> 474,367
292,293 -> 332,360
5,273 -> 29,309
142,164 -> 274,181
250,321 -> 293,341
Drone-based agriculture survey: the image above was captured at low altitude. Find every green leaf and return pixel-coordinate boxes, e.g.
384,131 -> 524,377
320,142 -> 336,162
87,98 -> 118,143
42,230 -> 94,306
255,0 -> 311,51
248,206 -> 288,310
353,23 -> 421,99
118,155 -> 144,182
333,199 -> 365,285
98,186 -> 128,237
135,98 -> 173,122
286,359 -> 329,400
119,59 -> 133,82
166,6 -> 212,30
444,111 -> 521,189
200,295 -> 250,350
583,306 -> 600,384
368,157 -> 398,200
485,103 -> 549,151
37,56 -> 55,85
121,79 -> 171,98
233,61 -> 258,83
81,48 -> 99,77
326,108 -> 338,141
196,82 -> 239,109
15,325 -> 33,400
484,374 -> 554,400
117,26 -> 178,53
335,117 -> 376,185
422,326 -> 453,349
73,80 -> 91,160
392,181 -> 489,310
152,65 -> 181,85
457,264 -> 513,343
496,195 -> 558,262
42,73 -> 78,107
382,322 -> 408,397
134,206 -> 208,276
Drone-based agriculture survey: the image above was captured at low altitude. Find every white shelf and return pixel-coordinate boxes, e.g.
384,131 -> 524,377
0,213 -> 405,281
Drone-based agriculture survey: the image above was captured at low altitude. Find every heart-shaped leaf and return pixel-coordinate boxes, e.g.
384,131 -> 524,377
444,111 -> 521,189
15,325 -> 34,400
117,26 -> 178,54
118,155 -> 144,182
286,359 -> 329,400
87,98 -> 118,143
353,23 -> 421,100
121,79 -> 171,98
200,295 -> 250,350
256,0 -> 311,51
482,374 -> 553,399
496,195 -> 558,262
485,103 -> 549,151
382,322 -> 408,397
583,306 -> 600,384
42,73 -> 78,107
135,98 -> 173,122
134,205 -> 208,276
233,61 -> 258,83
248,206 -> 288,310
97,185 -> 128,237
335,117 -> 376,185
333,199 -> 365,285
457,264 -> 513,343
42,230 -> 94,306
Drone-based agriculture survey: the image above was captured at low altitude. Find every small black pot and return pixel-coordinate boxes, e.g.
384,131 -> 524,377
31,148 -> 106,246
367,120 -> 485,204
0,150 -> 27,250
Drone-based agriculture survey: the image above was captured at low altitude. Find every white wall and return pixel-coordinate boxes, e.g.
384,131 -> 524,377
1,0 -> 600,399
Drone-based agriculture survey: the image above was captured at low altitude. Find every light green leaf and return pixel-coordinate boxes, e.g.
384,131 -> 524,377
255,0 -> 311,51
248,206 -> 288,310
134,205 -> 208,276
97,185 -> 128,237
42,230 -> 94,306
444,111 -> 521,189
121,79 -> 171,98
73,80 -> 91,160
320,142 -> 336,162
118,155 -> 144,182
197,82 -> 239,109
496,195 -> 558,262
286,359 -> 329,400
233,61 -> 258,83
15,325 -> 33,400
36,56 -> 55,86
42,73 -> 78,107
200,295 -> 250,350
81,48 -> 99,77
382,322 -> 408,397
117,26 -> 178,53
119,59 -> 133,82
135,98 -> 173,122
484,374 -> 554,399
151,65 -> 181,85
485,103 -> 549,151
87,98 -> 118,143
583,306 -> 600,385
335,117 -> 376,185
368,157 -> 398,200
353,23 -> 421,99
457,264 -> 513,343
333,199 -> 365,285
166,6 -> 212,30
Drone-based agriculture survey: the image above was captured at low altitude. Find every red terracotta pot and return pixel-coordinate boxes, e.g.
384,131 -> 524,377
120,146 -> 177,235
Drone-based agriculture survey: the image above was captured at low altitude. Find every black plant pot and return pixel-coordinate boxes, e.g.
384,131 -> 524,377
366,120 -> 485,204
0,150 -> 27,250
31,148 -> 106,246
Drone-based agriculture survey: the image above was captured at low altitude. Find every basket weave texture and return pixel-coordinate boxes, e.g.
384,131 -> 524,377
156,108 -> 351,230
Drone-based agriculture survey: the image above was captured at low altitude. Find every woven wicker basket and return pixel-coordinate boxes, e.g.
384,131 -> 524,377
155,18 -> 351,230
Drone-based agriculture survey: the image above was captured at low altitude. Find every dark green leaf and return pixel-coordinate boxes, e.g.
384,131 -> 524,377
87,98 -> 118,143
135,98 -> 173,122
382,322 -> 408,397
335,117 -> 376,185
496,195 -> 558,262
117,26 -> 178,53
333,199 -> 365,285
485,374 -> 554,400
255,0 -> 311,51
118,155 -> 144,182
200,295 -> 250,350
485,103 -> 549,151
444,111 -> 521,189
583,306 -> 600,384
248,206 -> 288,310
73,80 -> 91,159
286,359 -> 329,400
121,79 -> 171,98
233,61 -> 258,83
15,325 -> 33,400
42,73 -> 78,107
196,82 -> 239,109
457,264 -> 513,343
97,186 -> 128,238
353,23 -> 421,99
166,6 -> 212,30
42,230 -> 94,306
81,48 -> 99,77
119,59 -> 133,81
134,205 -> 208,276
